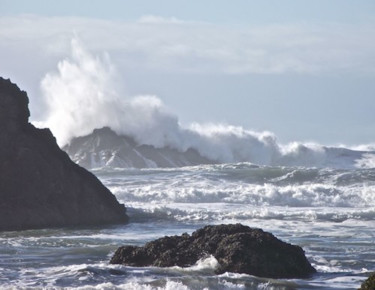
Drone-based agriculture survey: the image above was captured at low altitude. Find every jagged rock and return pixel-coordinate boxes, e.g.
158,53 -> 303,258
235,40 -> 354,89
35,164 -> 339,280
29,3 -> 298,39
110,223 -> 316,279
359,273 -> 375,290
63,127 -> 215,169
0,77 -> 128,231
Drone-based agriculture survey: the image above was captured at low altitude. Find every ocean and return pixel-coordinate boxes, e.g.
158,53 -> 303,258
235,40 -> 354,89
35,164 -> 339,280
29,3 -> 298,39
0,163 -> 374,289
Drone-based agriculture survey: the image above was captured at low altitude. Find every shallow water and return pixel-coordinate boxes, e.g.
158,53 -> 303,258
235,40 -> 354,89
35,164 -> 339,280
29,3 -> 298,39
1,163 -> 374,289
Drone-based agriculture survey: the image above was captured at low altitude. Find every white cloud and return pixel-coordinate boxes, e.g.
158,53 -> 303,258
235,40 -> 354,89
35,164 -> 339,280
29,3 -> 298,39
0,15 -> 374,76
137,15 -> 186,24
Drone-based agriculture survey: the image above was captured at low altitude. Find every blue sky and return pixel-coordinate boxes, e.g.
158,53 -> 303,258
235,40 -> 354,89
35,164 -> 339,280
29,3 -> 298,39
2,0 -> 375,24
1,0 -> 375,145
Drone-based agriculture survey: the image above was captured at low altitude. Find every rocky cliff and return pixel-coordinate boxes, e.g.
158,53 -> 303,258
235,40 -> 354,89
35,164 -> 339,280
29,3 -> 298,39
63,127 -> 375,170
64,127 -> 215,169
0,77 -> 128,231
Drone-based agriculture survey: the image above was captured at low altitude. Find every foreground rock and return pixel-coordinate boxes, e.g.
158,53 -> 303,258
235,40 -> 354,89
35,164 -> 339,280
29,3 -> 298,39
110,224 -> 316,279
0,77 -> 128,231
359,273 -> 375,290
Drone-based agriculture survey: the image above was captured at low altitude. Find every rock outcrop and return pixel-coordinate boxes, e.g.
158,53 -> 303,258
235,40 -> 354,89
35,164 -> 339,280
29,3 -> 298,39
0,77 -> 128,231
110,223 -> 316,279
359,273 -> 375,290
63,127 -> 375,171
63,127 -> 215,169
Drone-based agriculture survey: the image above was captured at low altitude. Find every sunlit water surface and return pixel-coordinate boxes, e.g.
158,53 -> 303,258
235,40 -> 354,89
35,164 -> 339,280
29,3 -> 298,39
1,164 -> 374,289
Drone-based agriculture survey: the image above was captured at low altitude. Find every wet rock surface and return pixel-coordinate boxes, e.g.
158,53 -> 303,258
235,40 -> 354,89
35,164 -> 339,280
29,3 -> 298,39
110,223 -> 316,279
359,273 -> 375,290
0,77 -> 128,231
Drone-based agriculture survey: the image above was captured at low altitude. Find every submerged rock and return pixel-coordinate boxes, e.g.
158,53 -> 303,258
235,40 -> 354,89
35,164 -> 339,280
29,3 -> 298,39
0,77 -> 128,231
359,273 -> 375,290
110,223 -> 316,279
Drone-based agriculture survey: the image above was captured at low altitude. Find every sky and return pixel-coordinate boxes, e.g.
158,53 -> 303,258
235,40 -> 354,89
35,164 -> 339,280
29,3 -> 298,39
1,0 -> 375,146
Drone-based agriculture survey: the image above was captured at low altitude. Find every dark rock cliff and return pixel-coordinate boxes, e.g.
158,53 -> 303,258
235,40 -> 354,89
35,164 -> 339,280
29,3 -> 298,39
359,273 -> 375,290
110,223 -> 316,279
0,77 -> 128,231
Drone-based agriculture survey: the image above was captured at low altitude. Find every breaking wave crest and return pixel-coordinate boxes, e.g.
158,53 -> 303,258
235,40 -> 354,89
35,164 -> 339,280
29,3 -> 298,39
100,164 -> 375,208
36,38 -> 375,170
95,163 -> 375,224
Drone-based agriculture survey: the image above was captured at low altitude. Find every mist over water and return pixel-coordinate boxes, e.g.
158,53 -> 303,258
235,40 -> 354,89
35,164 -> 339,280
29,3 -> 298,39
36,38 -> 375,169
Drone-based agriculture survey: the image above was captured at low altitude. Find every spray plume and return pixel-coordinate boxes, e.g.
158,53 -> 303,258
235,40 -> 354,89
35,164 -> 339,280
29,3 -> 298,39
37,38 -> 374,168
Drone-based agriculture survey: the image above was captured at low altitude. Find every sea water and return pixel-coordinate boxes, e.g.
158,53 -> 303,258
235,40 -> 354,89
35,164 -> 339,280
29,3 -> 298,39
0,163 -> 374,289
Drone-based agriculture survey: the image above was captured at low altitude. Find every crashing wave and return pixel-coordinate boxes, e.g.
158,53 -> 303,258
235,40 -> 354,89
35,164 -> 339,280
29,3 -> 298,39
63,126 -> 375,169
63,127 -> 214,169
37,38 -> 375,170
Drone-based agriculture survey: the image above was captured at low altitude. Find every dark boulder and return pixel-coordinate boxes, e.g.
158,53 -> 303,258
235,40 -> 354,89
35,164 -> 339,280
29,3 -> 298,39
110,223 -> 316,279
359,273 -> 375,290
0,77 -> 128,231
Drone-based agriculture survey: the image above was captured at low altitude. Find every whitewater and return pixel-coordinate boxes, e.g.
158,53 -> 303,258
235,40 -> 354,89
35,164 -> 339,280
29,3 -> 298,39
1,38 -> 373,289
0,163 -> 374,289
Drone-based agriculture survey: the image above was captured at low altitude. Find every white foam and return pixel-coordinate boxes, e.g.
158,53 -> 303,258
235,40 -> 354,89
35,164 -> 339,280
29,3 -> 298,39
37,37 -> 375,170
356,153 -> 375,169
172,255 -> 219,273
124,202 -> 375,225
112,179 -> 375,208
69,280 -> 191,290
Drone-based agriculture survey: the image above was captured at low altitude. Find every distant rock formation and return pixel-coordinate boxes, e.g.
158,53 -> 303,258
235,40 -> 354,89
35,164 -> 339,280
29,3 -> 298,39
0,77 -> 128,231
110,223 -> 316,279
64,127 -> 215,169
64,126 -> 375,170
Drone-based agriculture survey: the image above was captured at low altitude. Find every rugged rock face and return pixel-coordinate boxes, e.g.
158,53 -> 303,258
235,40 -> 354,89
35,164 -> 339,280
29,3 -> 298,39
63,127 -> 215,169
359,273 -> 375,290
110,223 -> 316,279
0,77 -> 128,231
63,126 -> 375,171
